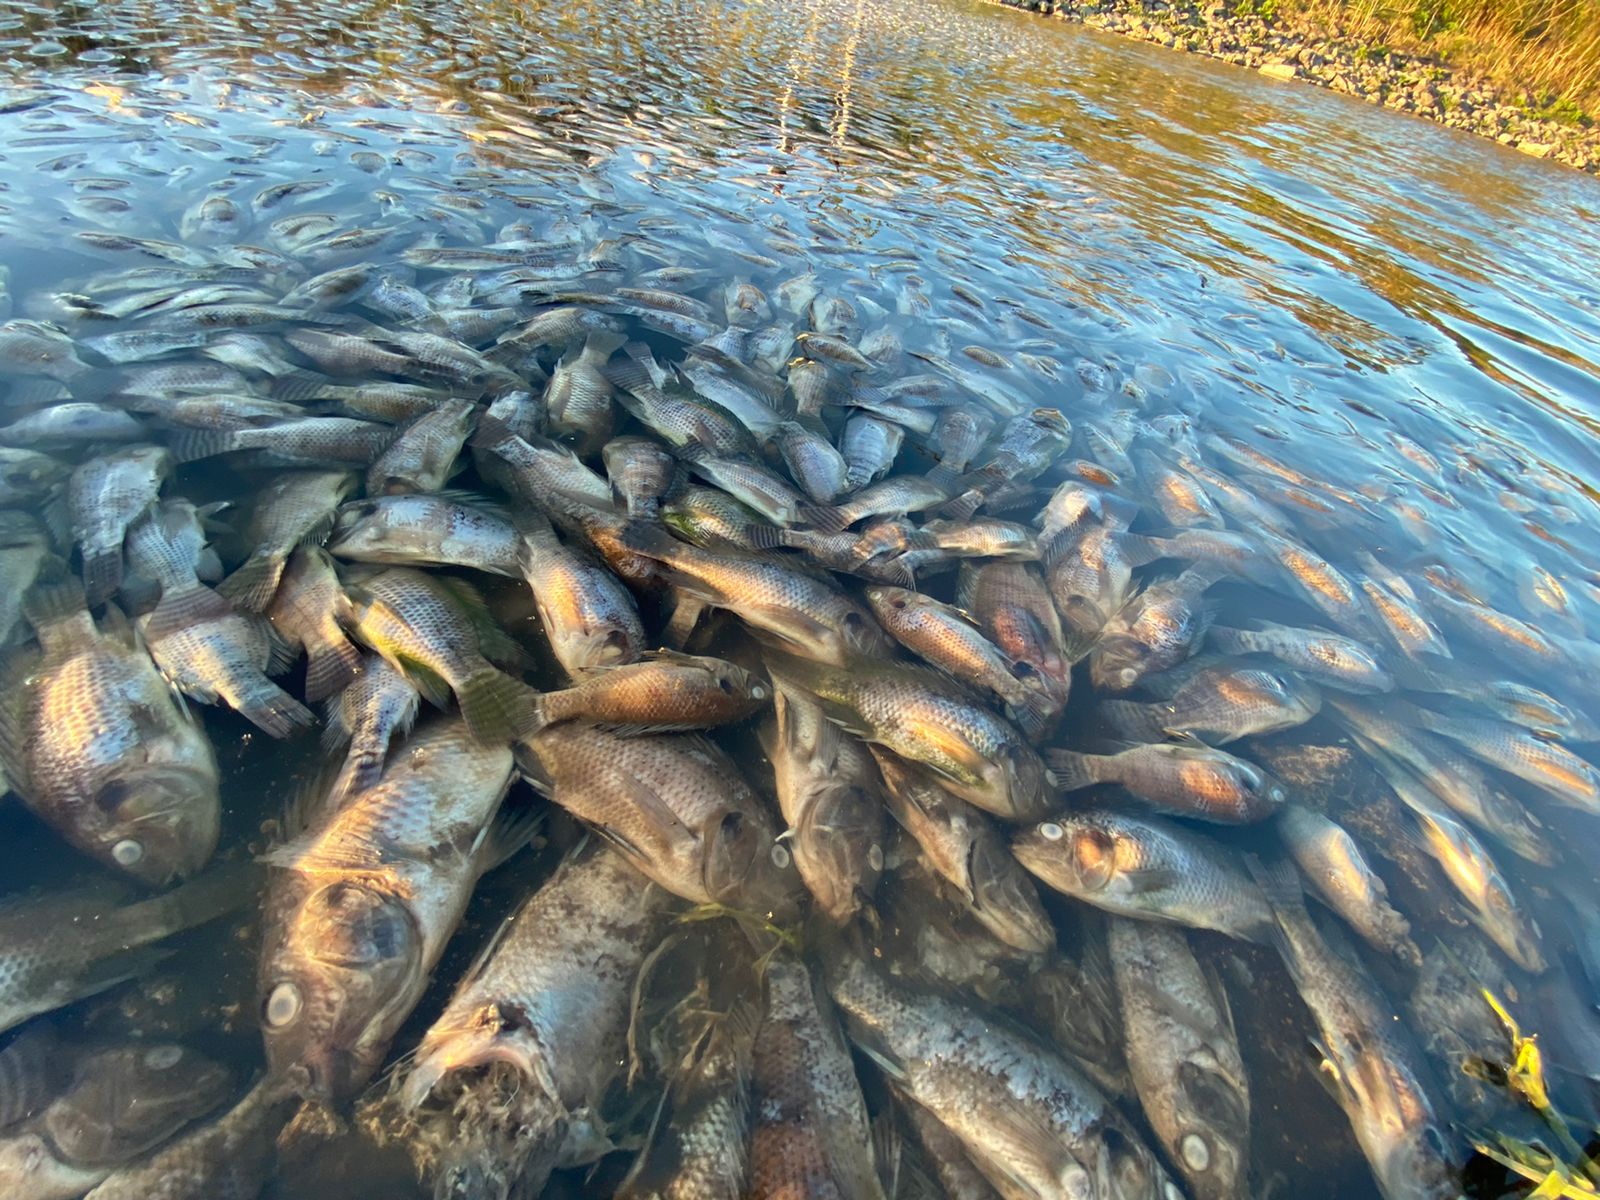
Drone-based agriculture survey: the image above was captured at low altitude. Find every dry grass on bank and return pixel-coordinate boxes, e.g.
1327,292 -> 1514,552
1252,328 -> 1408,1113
1275,0 -> 1600,119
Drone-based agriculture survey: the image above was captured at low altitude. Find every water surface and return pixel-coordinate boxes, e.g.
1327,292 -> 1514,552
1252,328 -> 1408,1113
1,0 -> 1598,1195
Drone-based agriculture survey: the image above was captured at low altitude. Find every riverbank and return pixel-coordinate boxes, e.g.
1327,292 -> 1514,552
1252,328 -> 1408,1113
991,0 -> 1600,175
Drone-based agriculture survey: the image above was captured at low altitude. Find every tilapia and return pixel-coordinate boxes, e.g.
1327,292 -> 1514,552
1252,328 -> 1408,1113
1276,805 -> 1418,964
341,567 -> 530,744
865,586 -> 1055,736
1012,808 -> 1272,939
825,949 -> 1178,1200
1373,756 -> 1546,973
258,717 -> 517,1102
395,848 -> 671,1199
747,958 -> 886,1200
1089,568 -> 1217,694
1329,696 -> 1553,865
530,649 -> 767,734
0,870 -> 247,1033
761,686 -> 885,925
957,561 -> 1071,714
520,515 -> 646,675
217,469 -> 354,612
329,493 -> 523,577
1108,919 -> 1250,1200
873,750 -> 1053,954
1207,620 -> 1394,694
364,398 -> 477,495
621,522 -> 890,667
1048,741 -> 1284,823
0,1042 -> 231,1200
68,445 -> 169,607
1251,862 -> 1459,1200
126,506 -> 313,738
0,580 -> 220,884
1100,658 -> 1322,744
518,725 -> 801,917
765,653 -> 1052,821
81,1078 -> 297,1200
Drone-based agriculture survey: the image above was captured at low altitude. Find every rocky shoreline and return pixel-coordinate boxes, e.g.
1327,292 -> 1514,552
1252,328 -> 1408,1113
990,0 -> 1600,175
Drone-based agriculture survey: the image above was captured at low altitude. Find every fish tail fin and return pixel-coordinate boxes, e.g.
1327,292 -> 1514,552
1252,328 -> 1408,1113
1045,748 -> 1098,791
81,547 -> 124,609
742,524 -> 788,552
660,594 -> 710,651
1008,686 -> 1059,741
1098,698 -> 1166,741
168,428 -> 237,464
924,461 -> 962,492
476,801 -> 545,874
619,519 -> 685,562
1205,626 -> 1249,654
1120,532 -> 1163,568
303,632 -> 363,703
520,693 -> 552,735
456,667 -> 536,744
233,680 -> 317,739
23,574 -> 89,629
1245,852 -> 1304,914
269,370 -> 332,403
468,410 -> 519,454
938,488 -> 984,522
801,504 -> 848,534
328,738 -> 388,802
141,582 -> 235,643
217,552 -> 285,612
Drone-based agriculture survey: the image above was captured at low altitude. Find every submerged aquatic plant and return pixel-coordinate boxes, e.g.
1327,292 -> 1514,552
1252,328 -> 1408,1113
1468,991 -> 1600,1199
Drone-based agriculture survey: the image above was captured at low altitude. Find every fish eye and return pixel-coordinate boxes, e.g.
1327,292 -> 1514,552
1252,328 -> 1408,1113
264,982 -> 304,1028
143,1046 -> 185,1070
1181,1133 -> 1211,1172
867,843 -> 884,872
1038,821 -> 1064,841
770,843 -> 792,869
112,839 -> 144,866
749,683 -> 768,701
1118,667 -> 1139,687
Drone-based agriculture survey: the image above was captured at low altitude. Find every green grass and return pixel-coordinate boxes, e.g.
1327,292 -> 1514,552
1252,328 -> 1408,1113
1249,0 -> 1600,122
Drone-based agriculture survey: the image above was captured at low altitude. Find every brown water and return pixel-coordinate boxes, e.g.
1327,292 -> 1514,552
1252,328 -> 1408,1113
1,0 -> 1599,1196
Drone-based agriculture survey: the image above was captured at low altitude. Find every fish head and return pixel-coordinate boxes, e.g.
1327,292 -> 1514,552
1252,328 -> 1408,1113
327,499 -> 383,547
837,604 -> 892,662
1088,631 -> 1155,693
1374,1123 -> 1458,1200
45,1043 -> 231,1166
703,807 -> 805,923
260,881 -> 422,1103
1012,817 -> 1115,896
966,839 -> 1054,953
1482,882 -> 1546,973
706,657 -> 769,708
790,784 -> 884,926
1087,1124 -> 1184,1200
996,742 -> 1051,822
93,766 -> 221,885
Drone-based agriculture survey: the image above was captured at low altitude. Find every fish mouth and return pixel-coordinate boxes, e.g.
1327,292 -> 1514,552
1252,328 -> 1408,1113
399,1015 -> 552,1112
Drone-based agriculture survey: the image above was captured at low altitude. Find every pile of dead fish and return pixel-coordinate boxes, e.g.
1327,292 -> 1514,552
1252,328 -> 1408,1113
0,202 -> 1597,1200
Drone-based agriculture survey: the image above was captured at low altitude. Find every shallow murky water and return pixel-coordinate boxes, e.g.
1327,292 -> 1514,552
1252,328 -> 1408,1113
1,0 -> 1598,1196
